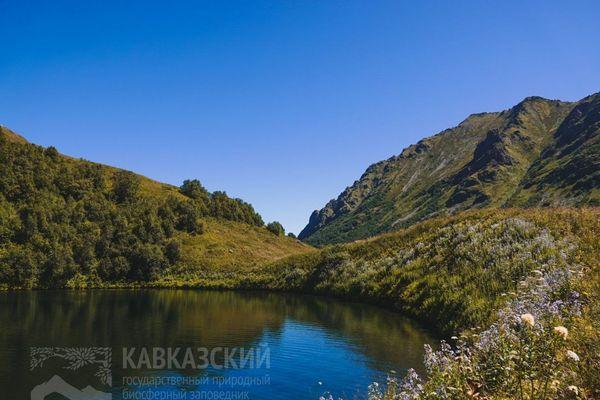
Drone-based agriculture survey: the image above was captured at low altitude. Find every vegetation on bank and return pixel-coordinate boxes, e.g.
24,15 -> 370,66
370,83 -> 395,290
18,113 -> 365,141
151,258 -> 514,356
0,131 -> 307,289
261,209 -> 596,332
285,208 -> 599,399
368,234 -> 598,399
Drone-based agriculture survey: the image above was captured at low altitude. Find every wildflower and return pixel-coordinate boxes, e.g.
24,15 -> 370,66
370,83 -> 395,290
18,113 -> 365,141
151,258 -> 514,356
520,313 -> 535,327
567,385 -> 579,395
553,326 -> 568,339
451,336 -> 458,340
566,350 -> 580,362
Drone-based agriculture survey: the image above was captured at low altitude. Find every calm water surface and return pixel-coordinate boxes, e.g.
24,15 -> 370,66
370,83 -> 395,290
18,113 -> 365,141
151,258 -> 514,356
0,290 -> 435,399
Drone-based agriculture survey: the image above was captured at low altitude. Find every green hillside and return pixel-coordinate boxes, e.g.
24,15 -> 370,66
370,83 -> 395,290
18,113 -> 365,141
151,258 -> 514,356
265,208 -> 598,332
299,93 -> 599,246
0,127 -> 309,289
265,208 -> 600,398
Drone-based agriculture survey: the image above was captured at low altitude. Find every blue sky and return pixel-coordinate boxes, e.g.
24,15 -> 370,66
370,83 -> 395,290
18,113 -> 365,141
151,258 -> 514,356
1,1 -> 599,234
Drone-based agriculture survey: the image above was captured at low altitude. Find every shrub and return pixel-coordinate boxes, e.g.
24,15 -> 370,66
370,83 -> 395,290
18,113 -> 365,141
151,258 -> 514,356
267,221 -> 285,236
112,171 -> 141,203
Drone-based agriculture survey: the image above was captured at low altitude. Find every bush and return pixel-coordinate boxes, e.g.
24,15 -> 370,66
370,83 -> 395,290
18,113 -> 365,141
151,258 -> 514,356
44,146 -> 59,159
165,240 -> 182,264
112,171 -> 141,203
267,221 -> 285,236
180,179 -> 209,201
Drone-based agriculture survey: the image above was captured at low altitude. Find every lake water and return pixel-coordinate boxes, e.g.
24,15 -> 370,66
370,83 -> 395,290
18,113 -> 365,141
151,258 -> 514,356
0,290 -> 435,399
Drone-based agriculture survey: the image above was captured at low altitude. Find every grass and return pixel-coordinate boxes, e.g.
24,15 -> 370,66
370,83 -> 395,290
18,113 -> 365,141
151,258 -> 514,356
251,208 -> 599,335
175,218 -> 309,272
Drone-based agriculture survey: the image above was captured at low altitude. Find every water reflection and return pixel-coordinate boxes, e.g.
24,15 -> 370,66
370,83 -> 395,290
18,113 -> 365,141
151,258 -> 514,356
0,290 -> 435,399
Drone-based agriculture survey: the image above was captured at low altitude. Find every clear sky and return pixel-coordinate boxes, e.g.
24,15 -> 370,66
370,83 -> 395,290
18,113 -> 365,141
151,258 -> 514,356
1,1 -> 599,234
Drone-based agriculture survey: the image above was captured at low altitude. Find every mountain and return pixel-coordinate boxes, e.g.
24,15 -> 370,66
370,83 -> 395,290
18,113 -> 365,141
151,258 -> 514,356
0,126 -> 308,288
299,93 -> 600,245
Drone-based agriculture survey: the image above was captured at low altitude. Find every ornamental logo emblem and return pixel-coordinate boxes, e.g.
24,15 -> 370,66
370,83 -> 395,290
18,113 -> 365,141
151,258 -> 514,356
30,347 -> 112,399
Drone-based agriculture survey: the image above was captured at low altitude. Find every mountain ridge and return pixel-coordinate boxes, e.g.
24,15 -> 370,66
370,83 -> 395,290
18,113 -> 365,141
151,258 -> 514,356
299,93 -> 598,245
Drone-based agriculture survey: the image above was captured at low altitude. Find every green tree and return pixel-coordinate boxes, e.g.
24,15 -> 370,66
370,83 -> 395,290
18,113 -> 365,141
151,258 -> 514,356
180,179 -> 209,200
44,146 -> 59,159
112,171 -> 140,203
165,240 -> 182,264
267,221 -> 285,236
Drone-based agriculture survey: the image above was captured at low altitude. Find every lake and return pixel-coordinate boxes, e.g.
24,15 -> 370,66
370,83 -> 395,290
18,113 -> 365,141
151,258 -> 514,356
0,290 -> 435,399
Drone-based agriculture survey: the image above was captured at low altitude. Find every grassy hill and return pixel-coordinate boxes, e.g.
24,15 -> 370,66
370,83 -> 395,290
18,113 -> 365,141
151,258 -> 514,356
299,92 -> 600,246
264,207 -> 600,398
0,126 -> 309,289
263,208 -> 598,332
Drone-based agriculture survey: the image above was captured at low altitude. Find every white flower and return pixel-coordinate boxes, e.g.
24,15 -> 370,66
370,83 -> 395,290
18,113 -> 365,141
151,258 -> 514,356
567,385 -> 579,395
553,326 -> 568,339
566,350 -> 580,362
520,313 -> 535,327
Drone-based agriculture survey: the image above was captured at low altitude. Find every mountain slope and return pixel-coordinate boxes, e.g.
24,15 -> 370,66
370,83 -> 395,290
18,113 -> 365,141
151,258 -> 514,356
0,127 -> 309,288
300,93 -> 599,246
508,93 -> 600,206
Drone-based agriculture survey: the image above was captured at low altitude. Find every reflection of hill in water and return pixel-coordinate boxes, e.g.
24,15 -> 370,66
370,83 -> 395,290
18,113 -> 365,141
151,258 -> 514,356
270,293 -> 436,371
0,290 -> 287,347
0,290 -> 434,397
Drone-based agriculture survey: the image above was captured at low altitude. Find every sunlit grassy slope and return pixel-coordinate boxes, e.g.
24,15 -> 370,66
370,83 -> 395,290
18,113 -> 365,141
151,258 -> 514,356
176,218 -> 310,272
257,208 -> 599,335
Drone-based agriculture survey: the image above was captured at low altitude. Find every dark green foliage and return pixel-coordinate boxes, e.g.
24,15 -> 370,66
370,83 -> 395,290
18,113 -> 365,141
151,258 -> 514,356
209,191 -> 264,226
267,221 -> 285,236
170,198 -> 203,233
287,232 -> 297,239
112,171 -> 141,203
179,182 -> 264,227
44,146 -> 59,159
0,137 -> 268,287
165,240 -> 182,264
180,179 -> 209,200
